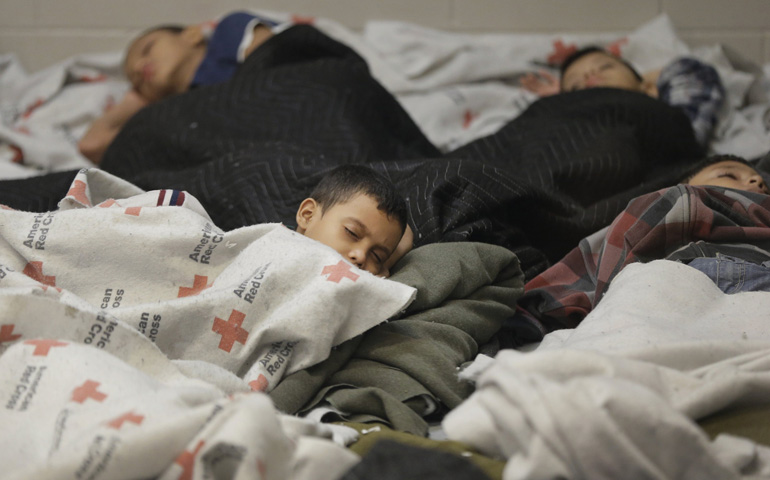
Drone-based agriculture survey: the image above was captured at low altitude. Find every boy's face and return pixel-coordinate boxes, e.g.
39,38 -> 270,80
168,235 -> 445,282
687,160 -> 769,194
296,194 -> 404,276
561,51 -> 643,93
123,27 -> 203,102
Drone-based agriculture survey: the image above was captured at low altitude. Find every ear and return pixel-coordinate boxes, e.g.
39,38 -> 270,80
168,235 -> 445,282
295,198 -> 318,234
181,25 -> 206,47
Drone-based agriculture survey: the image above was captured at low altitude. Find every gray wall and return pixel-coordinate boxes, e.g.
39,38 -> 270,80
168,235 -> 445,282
2,0 -> 770,72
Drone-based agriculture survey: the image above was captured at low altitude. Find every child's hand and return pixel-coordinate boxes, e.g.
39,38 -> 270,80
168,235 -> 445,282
519,70 -> 560,97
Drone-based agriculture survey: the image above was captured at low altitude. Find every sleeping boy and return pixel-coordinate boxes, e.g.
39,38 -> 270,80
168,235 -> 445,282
79,11 -> 282,163
502,154 -> 770,348
520,46 -> 725,146
296,164 -> 414,277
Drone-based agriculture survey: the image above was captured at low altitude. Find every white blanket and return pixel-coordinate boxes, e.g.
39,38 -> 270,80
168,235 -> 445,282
444,260 -> 770,479
0,52 -> 127,177
0,324 -> 359,480
0,168 -> 415,391
0,168 -> 421,478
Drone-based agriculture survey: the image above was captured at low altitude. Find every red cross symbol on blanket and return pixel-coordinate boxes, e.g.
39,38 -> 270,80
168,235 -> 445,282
212,310 -> 249,353
178,275 -> 211,298
322,261 -> 360,283
66,180 -> 90,206
0,324 -> 22,344
175,440 -> 205,480
547,40 -> 578,65
107,410 -> 144,429
249,374 -> 269,392
25,339 -> 67,356
71,380 -> 107,404
23,261 -> 56,286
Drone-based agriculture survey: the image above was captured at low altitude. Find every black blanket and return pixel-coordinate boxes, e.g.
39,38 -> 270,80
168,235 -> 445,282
0,25 -> 704,279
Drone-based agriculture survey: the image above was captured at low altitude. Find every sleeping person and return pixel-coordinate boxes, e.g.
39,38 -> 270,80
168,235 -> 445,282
520,46 -> 725,146
78,11 -> 282,164
295,164 -> 414,277
501,153 -> 770,348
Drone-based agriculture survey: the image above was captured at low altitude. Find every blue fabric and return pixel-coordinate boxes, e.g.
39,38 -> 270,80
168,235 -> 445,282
192,11 -> 277,87
657,57 -> 725,147
687,254 -> 770,293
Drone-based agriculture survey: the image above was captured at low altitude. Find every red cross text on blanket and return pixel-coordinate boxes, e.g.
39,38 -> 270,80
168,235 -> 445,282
322,260 -> 360,283
71,380 -> 107,404
23,261 -> 56,286
0,324 -> 22,344
175,440 -> 205,480
25,339 -> 67,356
107,411 -> 144,429
212,310 -> 249,353
178,275 -> 211,298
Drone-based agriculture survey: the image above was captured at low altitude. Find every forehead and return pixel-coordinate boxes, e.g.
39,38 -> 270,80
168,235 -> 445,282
124,30 -> 175,64
325,194 -> 401,233
700,161 -> 757,176
564,52 -> 625,74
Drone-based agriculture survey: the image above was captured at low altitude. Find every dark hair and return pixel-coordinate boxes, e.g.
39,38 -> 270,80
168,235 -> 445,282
559,46 -> 643,89
679,154 -> 755,183
310,165 -> 408,232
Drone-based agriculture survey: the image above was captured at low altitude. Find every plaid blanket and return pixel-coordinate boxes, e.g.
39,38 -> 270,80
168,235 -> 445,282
506,184 -> 770,345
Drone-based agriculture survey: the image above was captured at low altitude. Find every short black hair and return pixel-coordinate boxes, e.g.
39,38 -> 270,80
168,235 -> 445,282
559,46 -> 643,88
679,154 -> 755,183
310,165 -> 408,232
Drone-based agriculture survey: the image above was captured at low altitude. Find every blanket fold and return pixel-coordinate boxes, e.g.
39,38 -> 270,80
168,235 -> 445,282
270,241 -> 525,435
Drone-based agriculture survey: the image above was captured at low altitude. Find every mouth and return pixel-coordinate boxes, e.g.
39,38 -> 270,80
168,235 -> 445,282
141,63 -> 154,83
585,75 -> 602,87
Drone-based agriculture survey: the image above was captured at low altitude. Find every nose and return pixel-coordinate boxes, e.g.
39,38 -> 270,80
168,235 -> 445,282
748,174 -> 767,193
347,248 -> 364,269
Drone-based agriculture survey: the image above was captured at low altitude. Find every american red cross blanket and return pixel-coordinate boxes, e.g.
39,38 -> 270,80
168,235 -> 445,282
0,307 -> 360,479
0,168 -> 416,393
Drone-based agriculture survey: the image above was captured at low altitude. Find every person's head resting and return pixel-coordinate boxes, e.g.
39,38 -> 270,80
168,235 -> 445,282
560,46 -> 655,96
123,24 -> 207,103
296,165 -> 409,276
681,154 -> 769,194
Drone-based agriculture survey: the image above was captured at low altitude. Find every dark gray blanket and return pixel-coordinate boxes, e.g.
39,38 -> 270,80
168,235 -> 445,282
0,25 -> 704,280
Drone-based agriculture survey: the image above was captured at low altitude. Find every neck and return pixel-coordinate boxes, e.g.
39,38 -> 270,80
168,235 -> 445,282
173,46 -> 207,94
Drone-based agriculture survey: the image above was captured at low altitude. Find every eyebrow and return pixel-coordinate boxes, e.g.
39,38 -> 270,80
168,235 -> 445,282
346,217 -> 392,257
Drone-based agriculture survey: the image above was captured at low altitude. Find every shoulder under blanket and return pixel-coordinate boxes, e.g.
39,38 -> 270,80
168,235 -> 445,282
269,241 -> 525,436
101,24 -> 440,176
510,184 -> 770,344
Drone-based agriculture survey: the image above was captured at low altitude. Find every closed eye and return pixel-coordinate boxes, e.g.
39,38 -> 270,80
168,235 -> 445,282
345,227 -> 359,240
718,173 -> 738,179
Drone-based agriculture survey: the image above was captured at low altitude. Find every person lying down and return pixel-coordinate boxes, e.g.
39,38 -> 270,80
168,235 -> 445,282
0,164 -> 417,393
502,153 -> 770,347
78,11 -> 283,164
520,45 -> 725,146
